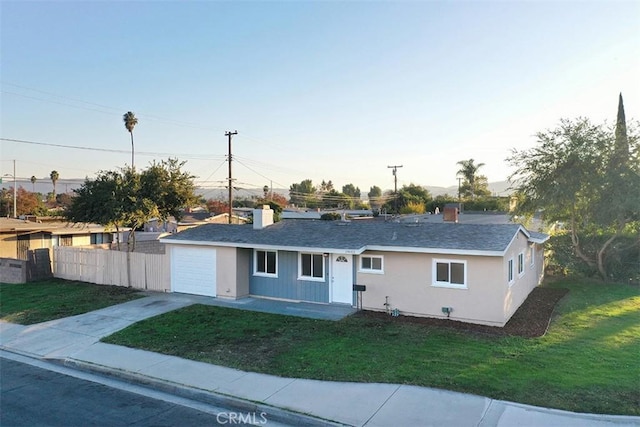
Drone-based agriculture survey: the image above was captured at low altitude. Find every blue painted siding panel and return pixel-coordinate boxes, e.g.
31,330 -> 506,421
249,250 -> 329,303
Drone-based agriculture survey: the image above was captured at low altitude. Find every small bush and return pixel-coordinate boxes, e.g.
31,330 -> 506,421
320,212 -> 342,221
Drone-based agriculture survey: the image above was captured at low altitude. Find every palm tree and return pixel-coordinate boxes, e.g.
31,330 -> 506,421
456,159 -> 485,199
30,175 -> 37,192
123,111 -> 138,168
50,170 -> 59,199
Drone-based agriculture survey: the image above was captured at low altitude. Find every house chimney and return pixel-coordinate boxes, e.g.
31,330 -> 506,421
443,207 -> 459,223
253,205 -> 274,230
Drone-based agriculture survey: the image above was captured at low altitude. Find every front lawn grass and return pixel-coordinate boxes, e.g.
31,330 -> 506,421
103,279 -> 640,415
0,279 -> 143,324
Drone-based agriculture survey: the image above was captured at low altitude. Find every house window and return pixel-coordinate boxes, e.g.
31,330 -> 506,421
255,250 -> 277,277
91,234 -> 105,245
529,244 -> 535,268
518,252 -> 525,276
508,258 -> 514,285
360,255 -> 383,273
60,235 -> 73,246
300,253 -> 324,281
432,259 -> 467,289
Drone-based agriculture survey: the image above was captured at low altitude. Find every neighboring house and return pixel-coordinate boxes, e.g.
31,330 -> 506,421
161,206 -> 548,327
0,218 -> 116,260
281,209 -> 373,220
145,213 -> 248,233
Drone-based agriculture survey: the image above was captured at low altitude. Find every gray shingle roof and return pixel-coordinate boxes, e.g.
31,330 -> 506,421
162,220 -> 538,254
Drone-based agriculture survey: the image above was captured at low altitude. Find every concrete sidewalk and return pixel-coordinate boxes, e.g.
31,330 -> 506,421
1,294 -> 638,427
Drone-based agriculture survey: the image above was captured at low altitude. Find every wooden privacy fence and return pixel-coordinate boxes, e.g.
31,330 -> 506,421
54,247 -> 170,292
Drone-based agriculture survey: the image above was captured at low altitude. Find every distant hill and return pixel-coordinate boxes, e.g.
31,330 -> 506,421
0,178 -> 85,195
425,180 -> 513,197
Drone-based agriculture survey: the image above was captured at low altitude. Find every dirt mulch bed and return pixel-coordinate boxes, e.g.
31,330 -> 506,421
355,287 -> 569,338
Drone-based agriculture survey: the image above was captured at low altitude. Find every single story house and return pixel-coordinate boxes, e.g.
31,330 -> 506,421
0,218 -> 116,260
161,207 -> 549,327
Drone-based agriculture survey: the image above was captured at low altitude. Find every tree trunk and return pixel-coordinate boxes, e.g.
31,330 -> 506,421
570,213 -> 596,267
115,224 -> 121,251
130,132 -> 135,168
596,219 -> 628,281
596,234 -> 618,281
126,228 -> 135,288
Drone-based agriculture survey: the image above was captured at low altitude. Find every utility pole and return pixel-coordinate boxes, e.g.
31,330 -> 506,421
12,160 -> 17,218
457,177 -> 462,201
226,130 -> 238,224
387,165 -> 403,215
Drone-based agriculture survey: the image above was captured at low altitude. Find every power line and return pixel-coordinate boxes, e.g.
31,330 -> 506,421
1,137 -> 224,160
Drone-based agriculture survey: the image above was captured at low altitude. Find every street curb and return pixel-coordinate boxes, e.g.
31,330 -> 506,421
61,358 -> 347,427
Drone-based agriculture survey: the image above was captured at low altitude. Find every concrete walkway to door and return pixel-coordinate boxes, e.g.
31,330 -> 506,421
171,293 -> 358,321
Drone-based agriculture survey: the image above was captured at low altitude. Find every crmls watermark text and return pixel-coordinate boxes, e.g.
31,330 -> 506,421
216,411 -> 268,425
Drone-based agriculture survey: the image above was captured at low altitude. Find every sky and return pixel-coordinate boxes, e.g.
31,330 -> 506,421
1,0 -> 639,199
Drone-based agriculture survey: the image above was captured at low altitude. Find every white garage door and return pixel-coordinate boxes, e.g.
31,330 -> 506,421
171,246 -> 217,297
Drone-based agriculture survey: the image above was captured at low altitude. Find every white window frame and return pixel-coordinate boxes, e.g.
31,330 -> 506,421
517,251 -> 525,277
298,252 -> 325,282
254,249 -> 278,277
359,255 -> 384,274
508,258 -> 515,286
529,244 -> 535,269
432,259 -> 467,289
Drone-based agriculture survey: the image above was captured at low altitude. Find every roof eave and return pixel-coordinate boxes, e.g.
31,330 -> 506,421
364,245 -> 505,257
160,239 -> 366,254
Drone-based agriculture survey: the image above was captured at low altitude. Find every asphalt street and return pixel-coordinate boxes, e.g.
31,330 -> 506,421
0,356 -> 272,427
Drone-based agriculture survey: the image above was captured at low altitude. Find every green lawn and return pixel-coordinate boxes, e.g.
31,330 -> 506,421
103,279 -> 640,415
0,279 -> 143,324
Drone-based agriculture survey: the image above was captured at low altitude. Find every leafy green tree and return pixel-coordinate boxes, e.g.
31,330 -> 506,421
320,212 -> 342,221
140,158 -> 197,223
322,189 -> 353,209
66,160 -> 196,252
456,159 -> 489,199
123,111 -> 138,168
254,200 -> 283,222
367,185 -> 383,212
342,183 -> 360,198
507,104 -> 639,281
289,179 -> 316,207
400,201 -> 426,215
318,180 -> 334,193
382,184 -> 431,214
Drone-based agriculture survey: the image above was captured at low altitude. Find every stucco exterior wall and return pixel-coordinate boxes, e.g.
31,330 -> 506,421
0,232 -> 52,259
71,235 -> 91,246
0,234 -> 17,258
216,246 -> 240,298
356,251 -> 509,327
503,234 -> 545,321
235,248 -> 251,298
